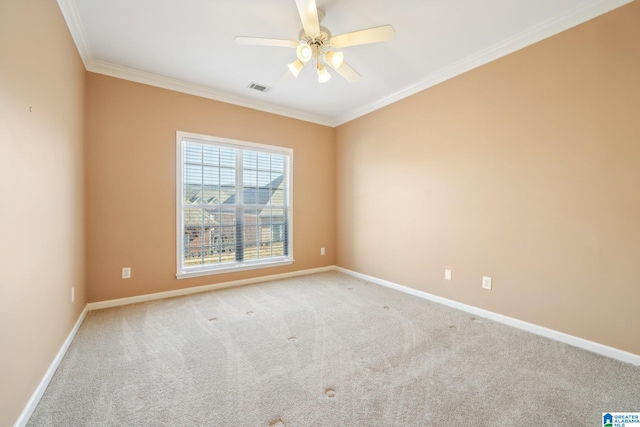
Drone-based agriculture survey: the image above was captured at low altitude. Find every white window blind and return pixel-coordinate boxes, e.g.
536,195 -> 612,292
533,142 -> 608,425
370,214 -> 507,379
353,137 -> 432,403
176,132 -> 292,278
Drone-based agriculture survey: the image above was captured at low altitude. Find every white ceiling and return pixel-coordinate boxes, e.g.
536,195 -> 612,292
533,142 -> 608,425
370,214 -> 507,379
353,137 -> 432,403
58,0 -> 630,126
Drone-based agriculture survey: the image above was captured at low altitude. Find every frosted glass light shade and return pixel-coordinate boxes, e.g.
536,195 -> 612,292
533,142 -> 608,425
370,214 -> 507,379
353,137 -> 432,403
317,65 -> 331,83
296,43 -> 312,63
288,59 -> 304,77
325,51 -> 344,69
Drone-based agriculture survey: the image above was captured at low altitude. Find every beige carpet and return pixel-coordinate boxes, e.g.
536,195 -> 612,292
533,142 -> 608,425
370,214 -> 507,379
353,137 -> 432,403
28,271 -> 640,426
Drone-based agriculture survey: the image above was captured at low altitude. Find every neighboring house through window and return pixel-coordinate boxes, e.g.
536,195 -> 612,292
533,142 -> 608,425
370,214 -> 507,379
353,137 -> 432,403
176,131 -> 293,278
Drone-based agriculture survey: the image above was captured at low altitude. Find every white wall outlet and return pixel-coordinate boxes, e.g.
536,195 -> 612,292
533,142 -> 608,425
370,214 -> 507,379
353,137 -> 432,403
71,287 -> 75,302
482,276 -> 492,290
122,267 -> 131,279
445,269 -> 452,281
320,247 -> 325,256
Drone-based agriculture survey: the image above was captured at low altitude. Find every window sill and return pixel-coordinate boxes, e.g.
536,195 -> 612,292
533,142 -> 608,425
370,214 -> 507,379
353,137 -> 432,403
176,259 -> 294,280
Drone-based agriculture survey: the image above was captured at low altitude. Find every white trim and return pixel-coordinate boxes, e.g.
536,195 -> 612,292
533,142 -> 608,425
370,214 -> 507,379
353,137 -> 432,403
58,0 -> 631,128
333,0 -> 634,125
15,266 -> 328,425
178,132 -> 295,156
335,267 -> 640,367
87,266 -> 334,311
15,264 -> 640,425
177,259 -> 294,279
13,306 -> 89,427
175,131 -> 294,278
87,61 -> 334,127
176,135 -> 183,278
55,0 -> 93,69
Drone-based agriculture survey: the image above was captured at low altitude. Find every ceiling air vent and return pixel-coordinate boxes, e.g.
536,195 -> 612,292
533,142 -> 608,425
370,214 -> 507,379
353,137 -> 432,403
247,82 -> 272,93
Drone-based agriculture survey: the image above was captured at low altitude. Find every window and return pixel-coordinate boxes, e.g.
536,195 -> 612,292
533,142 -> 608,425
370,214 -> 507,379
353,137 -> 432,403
176,131 -> 293,279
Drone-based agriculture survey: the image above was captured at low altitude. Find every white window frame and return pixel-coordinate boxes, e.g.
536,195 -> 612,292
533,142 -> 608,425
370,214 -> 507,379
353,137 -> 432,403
176,131 -> 293,279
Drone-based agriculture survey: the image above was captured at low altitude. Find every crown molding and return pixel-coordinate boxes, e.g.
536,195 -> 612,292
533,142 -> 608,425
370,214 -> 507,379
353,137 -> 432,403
57,0 -> 631,128
332,0 -> 634,126
56,0 -> 93,68
86,60 -> 335,127
57,0 -> 332,126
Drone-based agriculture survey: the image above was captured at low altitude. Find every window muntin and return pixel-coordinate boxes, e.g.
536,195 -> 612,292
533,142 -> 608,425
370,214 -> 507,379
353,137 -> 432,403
177,132 -> 292,278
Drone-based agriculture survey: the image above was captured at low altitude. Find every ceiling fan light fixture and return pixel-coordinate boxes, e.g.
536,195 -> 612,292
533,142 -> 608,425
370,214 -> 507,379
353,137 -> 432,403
325,51 -> 344,69
296,42 -> 312,63
288,59 -> 305,77
235,1 -> 394,84
317,65 -> 331,83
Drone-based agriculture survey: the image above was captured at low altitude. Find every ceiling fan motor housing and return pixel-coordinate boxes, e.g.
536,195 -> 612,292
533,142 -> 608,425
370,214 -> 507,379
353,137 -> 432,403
299,27 -> 332,57
235,1 -> 394,83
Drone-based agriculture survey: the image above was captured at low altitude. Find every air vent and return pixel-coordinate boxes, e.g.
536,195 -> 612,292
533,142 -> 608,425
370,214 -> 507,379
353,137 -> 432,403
247,82 -> 272,93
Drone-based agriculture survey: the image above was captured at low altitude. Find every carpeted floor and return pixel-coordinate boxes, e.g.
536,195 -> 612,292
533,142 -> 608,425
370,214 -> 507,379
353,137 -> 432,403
28,271 -> 640,426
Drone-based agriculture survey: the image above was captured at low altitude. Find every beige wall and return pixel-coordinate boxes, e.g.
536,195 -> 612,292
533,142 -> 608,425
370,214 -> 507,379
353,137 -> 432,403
85,73 -> 336,302
0,0 -> 86,425
336,2 -> 640,356
2,1 -> 638,423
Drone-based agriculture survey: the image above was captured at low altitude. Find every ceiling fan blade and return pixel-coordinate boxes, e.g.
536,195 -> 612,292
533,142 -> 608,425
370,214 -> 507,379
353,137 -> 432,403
327,60 -> 361,83
235,36 -> 298,48
330,25 -> 395,48
295,0 -> 321,37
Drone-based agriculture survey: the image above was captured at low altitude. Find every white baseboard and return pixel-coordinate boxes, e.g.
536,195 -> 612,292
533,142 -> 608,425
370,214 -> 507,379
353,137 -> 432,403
335,266 -> 640,367
87,266 -> 335,311
13,306 -> 89,427
16,266 -> 333,426
17,264 -> 639,426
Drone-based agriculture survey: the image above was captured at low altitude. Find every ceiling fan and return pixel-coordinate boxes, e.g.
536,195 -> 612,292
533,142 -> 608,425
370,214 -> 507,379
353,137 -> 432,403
235,0 -> 395,83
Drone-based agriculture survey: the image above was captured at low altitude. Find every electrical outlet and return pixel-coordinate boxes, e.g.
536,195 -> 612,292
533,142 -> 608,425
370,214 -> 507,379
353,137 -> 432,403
482,276 -> 492,290
122,267 -> 131,279
320,247 -> 325,256
445,269 -> 452,281
71,287 -> 75,302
